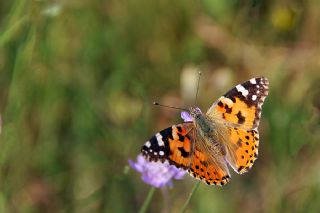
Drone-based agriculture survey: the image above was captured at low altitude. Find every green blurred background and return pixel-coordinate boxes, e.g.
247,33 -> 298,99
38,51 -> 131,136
0,0 -> 319,212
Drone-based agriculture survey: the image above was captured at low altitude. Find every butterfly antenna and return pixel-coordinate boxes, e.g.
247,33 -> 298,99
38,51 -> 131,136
153,102 -> 188,111
194,71 -> 202,105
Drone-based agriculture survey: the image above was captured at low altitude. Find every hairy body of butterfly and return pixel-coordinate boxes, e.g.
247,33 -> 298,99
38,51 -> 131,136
191,107 -> 227,162
141,77 -> 269,186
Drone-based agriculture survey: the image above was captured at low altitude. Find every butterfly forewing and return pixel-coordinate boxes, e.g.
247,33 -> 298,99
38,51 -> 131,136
141,123 -> 194,169
207,77 -> 269,130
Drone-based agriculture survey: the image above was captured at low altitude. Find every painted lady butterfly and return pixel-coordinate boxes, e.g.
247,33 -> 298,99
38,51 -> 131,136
141,77 -> 269,186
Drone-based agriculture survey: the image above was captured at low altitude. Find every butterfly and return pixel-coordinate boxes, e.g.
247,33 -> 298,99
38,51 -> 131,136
141,77 -> 269,186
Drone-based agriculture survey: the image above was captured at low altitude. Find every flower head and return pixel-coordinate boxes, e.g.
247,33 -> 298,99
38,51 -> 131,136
129,154 -> 186,188
181,111 -> 193,122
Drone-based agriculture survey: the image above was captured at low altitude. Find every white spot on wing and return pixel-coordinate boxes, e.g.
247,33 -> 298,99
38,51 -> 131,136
145,141 -> 151,148
250,78 -> 257,84
222,97 -> 234,106
156,133 -> 164,146
236,84 -> 249,97
159,151 -> 164,156
252,95 -> 257,101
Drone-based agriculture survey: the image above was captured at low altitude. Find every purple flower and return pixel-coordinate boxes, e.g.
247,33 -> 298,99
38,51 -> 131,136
181,111 -> 193,122
129,154 -> 186,188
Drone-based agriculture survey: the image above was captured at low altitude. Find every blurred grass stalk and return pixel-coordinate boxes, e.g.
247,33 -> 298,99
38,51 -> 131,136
0,16 -> 28,48
180,181 -> 200,213
0,0 -> 27,47
0,0 -> 35,165
138,187 -> 156,213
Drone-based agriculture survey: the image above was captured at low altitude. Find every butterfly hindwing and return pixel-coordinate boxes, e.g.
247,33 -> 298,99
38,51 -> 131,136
188,143 -> 230,186
224,128 -> 259,174
207,77 -> 269,130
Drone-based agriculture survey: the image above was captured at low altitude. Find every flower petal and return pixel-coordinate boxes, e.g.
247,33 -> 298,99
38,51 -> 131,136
181,111 -> 193,122
128,158 -> 143,173
173,169 -> 187,180
129,154 -> 186,188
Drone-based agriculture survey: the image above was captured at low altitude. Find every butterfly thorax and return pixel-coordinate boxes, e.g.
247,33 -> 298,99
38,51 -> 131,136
189,107 -> 213,134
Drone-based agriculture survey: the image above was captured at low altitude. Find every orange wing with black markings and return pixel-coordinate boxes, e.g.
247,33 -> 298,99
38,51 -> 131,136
141,123 -> 231,185
187,144 -> 230,186
224,128 -> 259,174
207,77 -> 268,173
207,77 -> 269,130
141,123 -> 194,169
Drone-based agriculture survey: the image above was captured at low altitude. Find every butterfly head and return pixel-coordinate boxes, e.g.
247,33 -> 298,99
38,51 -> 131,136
189,107 -> 202,119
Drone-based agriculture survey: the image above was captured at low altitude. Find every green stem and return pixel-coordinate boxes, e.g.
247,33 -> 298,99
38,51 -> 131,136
138,187 -> 156,213
180,181 -> 200,213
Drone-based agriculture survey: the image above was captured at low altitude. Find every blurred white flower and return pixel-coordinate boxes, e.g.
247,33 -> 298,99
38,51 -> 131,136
181,65 -> 200,104
42,3 -> 62,17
